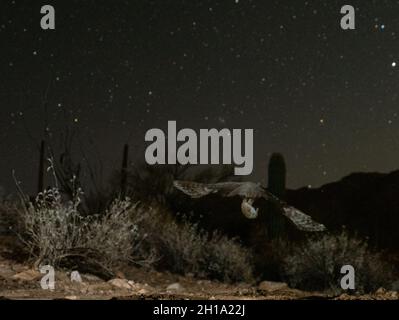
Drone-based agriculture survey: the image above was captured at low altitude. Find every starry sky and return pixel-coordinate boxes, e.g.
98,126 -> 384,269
1,0 -> 399,194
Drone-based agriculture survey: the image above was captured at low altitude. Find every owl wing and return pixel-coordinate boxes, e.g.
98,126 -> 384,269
260,189 -> 326,232
173,180 -> 243,198
174,180 -> 326,232
281,205 -> 326,232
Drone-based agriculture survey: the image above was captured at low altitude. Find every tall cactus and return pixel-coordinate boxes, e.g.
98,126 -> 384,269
267,153 -> 287,239
120,144 -> 129,199
37,139 -> 45,194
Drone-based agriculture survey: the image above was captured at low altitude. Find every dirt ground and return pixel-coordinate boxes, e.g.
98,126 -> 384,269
0,238 -> 398,301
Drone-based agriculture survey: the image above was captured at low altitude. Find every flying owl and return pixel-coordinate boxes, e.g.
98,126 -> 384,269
173,180 -> 326,232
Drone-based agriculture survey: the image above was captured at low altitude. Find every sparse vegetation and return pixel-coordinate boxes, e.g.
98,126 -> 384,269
1,155 -> 397,295
281,230 -> 394,294
132,208 -> 255,283
16,188 -> 154,275
10,184 -> 254,283
205,231 -> 254,283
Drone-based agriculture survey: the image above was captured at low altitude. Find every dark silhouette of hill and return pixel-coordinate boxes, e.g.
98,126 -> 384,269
287,170 -> 399,251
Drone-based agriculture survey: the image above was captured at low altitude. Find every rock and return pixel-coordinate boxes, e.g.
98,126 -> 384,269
138,288 -> 148,295
65,295 -> 79,300
127,280 -> 136,287
375,287 -> 387,295
108,278 -> 131,290
337,293 -> 354,300
70,271 -> 82,283
12,269 -> 41,282
166,282 -> 184,292
82,274 -> 102,282
258,281 -> 289,292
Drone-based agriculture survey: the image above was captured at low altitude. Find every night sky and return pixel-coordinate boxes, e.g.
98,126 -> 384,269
1,0 -> 399,194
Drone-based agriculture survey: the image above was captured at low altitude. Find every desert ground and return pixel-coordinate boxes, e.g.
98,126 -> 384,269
0,237 -> 397,301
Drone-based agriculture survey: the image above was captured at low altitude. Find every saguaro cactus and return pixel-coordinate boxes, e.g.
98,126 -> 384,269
267,153 -> 287,239
120,144 -> 129,199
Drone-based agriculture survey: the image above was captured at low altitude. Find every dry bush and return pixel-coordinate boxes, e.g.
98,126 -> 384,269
149,217 -> 207,276
205,231 -> 254,283
18,188 -> 155,274
281,230 -> 394,294
138,208 -> 254,283
15,188 -> 253,283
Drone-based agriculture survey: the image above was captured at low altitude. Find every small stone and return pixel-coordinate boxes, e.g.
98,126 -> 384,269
376,287 -> 386,295
337,293 -> 351,300
258,281 -> 289,292
81,274 -> 101,282
166,282 -> 184,292
138,288 -> 148,295
108,278 -> 131,290
65,295 -> 79,300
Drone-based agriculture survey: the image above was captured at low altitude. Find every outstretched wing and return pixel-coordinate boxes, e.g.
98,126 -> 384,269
174,180 -> 327,232
260,190 -> 326,232
281,205 -> 326,232
173,180 -> 243,198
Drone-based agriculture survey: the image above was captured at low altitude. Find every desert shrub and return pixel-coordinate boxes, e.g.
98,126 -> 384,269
138,208 -> 254,283
151,217 -> 207,275
281,230 -> 394,294
14,183 -> 253,282
18,188 -> 154,272
205,231 -> 254,283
